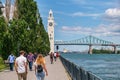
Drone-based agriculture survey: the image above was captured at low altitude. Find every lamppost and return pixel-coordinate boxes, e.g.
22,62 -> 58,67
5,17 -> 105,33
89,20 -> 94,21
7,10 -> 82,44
56,45 -> 59,52
27,25 -> 30,31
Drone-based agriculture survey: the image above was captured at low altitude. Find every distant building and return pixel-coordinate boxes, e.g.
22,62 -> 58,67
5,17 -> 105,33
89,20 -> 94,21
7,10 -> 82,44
63,48 -> 68,53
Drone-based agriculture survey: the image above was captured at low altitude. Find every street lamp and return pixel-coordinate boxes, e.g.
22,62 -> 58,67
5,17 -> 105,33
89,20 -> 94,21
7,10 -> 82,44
27,25 -> 30,30
37,34 -> 39,38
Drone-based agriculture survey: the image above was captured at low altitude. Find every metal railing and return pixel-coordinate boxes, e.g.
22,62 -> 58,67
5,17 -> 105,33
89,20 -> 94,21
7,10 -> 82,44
60,56 -> 102,80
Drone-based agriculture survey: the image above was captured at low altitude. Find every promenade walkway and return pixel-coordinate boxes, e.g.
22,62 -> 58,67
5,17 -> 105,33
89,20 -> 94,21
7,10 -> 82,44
0,56 -> 70,80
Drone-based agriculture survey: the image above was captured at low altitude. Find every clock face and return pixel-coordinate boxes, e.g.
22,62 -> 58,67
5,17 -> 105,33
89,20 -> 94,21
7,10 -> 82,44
49,22 -> 53,26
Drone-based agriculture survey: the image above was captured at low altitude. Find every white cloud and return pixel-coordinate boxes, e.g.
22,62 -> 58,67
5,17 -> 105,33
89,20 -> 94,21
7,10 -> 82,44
105,8 -> 120,17
61,24 -> 120,37
94,24 -> 120,36
104,8 -> 120,23
62,26 -> 82,31
72,12 -> 101,17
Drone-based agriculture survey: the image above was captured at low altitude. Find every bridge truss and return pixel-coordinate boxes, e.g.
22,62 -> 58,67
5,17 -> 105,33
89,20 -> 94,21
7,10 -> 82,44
55,35 -> 115,46
54,35 -> 120,54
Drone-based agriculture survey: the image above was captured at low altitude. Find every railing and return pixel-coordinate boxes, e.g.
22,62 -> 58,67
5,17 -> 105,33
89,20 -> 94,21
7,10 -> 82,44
60,56 -> 102,80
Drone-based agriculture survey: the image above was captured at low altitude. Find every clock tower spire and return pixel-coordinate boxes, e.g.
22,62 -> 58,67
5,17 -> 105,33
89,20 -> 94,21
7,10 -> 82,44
48,9 -> 55,53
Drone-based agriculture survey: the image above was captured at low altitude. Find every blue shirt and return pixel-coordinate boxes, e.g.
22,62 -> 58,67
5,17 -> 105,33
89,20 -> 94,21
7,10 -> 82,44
8,55 -> 15,63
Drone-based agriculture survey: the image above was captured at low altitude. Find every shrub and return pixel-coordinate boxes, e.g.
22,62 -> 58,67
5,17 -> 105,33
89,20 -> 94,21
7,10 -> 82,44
0,57 -> 5,70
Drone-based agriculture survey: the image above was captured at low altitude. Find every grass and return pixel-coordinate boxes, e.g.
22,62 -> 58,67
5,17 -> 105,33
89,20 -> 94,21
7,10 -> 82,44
0,57 -> 6,71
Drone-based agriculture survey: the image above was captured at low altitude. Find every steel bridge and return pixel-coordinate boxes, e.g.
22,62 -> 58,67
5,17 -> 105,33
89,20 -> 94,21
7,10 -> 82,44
54,35 -> 120,54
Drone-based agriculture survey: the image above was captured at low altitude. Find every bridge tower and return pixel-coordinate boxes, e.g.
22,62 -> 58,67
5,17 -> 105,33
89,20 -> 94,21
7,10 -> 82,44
47,9 -> 55,53
88,45 -> 92,54
113,46 -> 117,54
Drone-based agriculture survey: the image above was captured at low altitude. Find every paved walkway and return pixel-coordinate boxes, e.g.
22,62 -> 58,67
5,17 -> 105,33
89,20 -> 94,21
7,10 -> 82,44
0,56 -> 70,80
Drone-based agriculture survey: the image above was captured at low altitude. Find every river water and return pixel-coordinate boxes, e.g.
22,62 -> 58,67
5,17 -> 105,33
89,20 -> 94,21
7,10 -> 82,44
61,53 -> 120,80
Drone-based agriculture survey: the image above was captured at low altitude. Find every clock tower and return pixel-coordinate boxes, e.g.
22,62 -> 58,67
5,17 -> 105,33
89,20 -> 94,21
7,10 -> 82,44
48,9 -> 55,53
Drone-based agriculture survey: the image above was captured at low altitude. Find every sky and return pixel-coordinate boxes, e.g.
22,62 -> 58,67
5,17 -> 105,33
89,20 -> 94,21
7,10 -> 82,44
1,0 -> 120,51
35,0 -> 120,51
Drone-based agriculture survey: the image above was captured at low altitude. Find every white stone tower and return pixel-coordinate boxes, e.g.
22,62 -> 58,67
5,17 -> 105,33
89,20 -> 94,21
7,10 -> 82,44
48,9 -> 54,53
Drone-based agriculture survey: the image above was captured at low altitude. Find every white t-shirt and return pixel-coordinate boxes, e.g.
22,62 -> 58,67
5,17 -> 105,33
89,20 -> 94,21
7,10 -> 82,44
54,53 -> 57,57
15,55 -> 27,73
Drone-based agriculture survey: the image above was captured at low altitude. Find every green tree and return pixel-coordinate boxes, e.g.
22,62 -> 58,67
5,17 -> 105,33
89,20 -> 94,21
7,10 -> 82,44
0,8 -> 11,59
13,0 -> 50,54
92,49 -> 113,54
9,19 -> 28,55
0,0 -> 50,59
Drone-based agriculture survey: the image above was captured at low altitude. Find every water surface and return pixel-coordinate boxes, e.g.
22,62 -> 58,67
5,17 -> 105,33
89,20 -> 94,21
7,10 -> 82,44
61,53 -> 120,80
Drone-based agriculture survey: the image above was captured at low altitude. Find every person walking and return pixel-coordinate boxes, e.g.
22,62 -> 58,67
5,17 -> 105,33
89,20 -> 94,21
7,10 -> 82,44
33,52 -> 38,61
50,52 -> 54,64
15,50 -> 28,80
7,53 -> 15,71
54,52 -> 57,61
34,54 -> 48,80
27,52 -> 34,71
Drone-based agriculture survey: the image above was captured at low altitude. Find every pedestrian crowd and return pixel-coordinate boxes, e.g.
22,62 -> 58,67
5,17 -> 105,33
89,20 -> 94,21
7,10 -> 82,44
49,52 -> 60,64
7,50 -> 60,80
7,50 -> 48,80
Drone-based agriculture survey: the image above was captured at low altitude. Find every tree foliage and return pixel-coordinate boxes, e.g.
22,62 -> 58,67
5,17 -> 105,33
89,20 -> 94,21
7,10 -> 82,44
0,0 -> 50,59
92,49 -> 114,54
0,16 -> 10,59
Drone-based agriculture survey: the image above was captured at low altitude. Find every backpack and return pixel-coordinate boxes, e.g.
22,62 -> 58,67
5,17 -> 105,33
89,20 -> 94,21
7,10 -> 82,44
37,65 -> 43,73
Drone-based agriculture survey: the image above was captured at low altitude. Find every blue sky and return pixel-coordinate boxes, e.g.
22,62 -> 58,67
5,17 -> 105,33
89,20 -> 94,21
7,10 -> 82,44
35,0 -> 120,45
